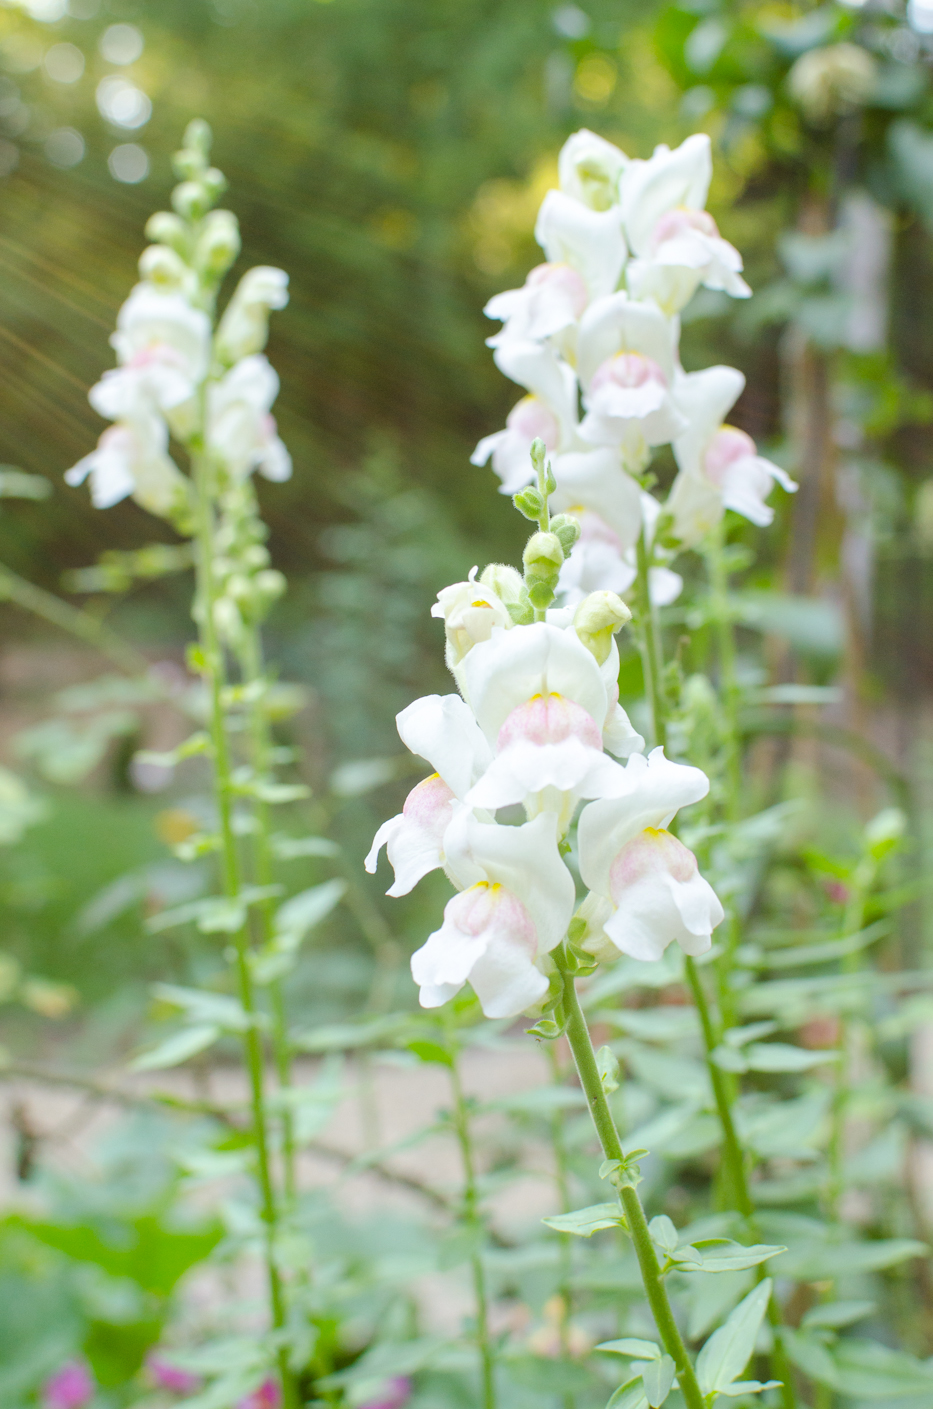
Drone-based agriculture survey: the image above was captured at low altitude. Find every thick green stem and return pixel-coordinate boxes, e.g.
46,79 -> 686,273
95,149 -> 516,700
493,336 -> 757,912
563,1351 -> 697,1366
558,963 -> 704,1409
193,455 -> 297,1409
448,1051 -> 497,1409
634,528 -> 667,751
0,561 -> 150,676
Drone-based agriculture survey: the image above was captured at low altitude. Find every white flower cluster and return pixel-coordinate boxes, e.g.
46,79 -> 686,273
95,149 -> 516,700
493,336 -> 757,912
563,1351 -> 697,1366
65,129 -> 291,523
472,129 -> 796,590
368,572 -> 723,1018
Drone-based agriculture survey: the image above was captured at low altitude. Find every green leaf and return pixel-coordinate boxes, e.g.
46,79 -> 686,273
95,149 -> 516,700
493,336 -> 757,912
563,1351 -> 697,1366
542,1202 -> 625,1237
648,1215 -> 680,1254
596,1339 -> 661,1360
781,1329 -> 841,1389
697,1279 -> 772,1395
718,1381 -> 781,1398
711,1044 -> 749,1073
597,1044 -> 620,1093
151,983 -> 254,1032
687,1239 -> 785,1273
723,1021 -> 778,1047
406,1039 -> 453,1067
833,1337 -> 933,1398
271,834 -> 340,859
801,1300 -> 875,1330
274,879 -> 346,942
606,1378 -> 649,1409
642,1354 -> 675,1407
134,732 -> 212,768
129,1024 -> 220,1071
775,1237 -> 927,1280
743,1042 -> 839,1072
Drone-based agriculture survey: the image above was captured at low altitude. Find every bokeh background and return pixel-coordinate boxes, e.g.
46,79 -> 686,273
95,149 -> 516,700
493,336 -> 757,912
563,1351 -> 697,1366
2,0 -> 933,1054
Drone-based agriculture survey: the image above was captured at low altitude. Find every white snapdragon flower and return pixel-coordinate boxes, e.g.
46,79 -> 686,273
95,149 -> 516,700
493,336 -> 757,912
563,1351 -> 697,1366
576,293 -> 686,467
556,506 -> 682,608
410,809 -> 575,1017
577,748 -> 723,962
558,129 -> 628,211
461,620 -> 642,826
535,191 -> 627,302
620,134 -> 750,315
215,266 -> 289,364
549,445 -> 643,554
471,394 -> 563,496
431,568 -> 518,682
65,414 -> 188,518
90,284 -> 212,421
207,354 -> 292,482
668,366 -> 797,545
365,693 -> 492,897
484,262 -> 589,355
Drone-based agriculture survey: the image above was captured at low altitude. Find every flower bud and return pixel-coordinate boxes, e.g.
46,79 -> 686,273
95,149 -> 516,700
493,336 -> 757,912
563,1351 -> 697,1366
202,166 -> 227,202
479,562 -> 524,605
172,181 -> 214,222
573,590 -> 632,664
255,568 -> 287,602
549,513 -> 581,557
184,118 -> 212,158
513,486 -> 544,521
138,243 -> 189,288
787,43 -> 876,124
195,209 -> 240,277
145,210 -> 189,254
523,531 -> 564,610
172,146 -> 206,182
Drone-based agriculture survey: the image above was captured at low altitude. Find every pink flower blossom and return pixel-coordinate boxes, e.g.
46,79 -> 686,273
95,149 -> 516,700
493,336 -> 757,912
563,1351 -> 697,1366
42,1361 -> 94,1409
146,1351 -> 202,1394
238,1380 -> 281,1409
359,1376 -> 413,1409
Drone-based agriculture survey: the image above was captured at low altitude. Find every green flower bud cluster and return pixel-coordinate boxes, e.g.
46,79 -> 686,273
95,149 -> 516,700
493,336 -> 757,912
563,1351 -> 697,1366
505,437 -> 587,617
211,482 -> 286,645
144,121 -> 241,301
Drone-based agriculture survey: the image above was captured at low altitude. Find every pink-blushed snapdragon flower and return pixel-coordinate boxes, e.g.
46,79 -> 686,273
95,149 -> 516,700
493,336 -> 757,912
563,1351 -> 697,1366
65,413 -> 188,518
42,1360 -> 94,1409
556,508 -> 682,609
577,747 -> 723,962
358,1375 -> 412,1409
431,568 -> 518,676
668,365 -> 797,544
535,190 -> 627,302
145,1351 -> 202,1393
92,282 -> 211,420
207,354 -> 292,482
558,129 -> 629,211
484,262 -> 589,352
365,692 -> 492,896
472,395 -> 562,496
215,266 -> 289,364
410,808 -> 575,1017
575,294 -> 686,466
619,133 -> 749,315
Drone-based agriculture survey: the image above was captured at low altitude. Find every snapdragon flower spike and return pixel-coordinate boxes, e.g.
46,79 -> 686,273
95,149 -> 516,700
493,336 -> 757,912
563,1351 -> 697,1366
577,747 -> 723,961
90,283 -> 212,421
410,809 -> 575,1017
620,133 -> 749,316
365,693 -> 491,896
484,262 -> 589,352
668,365 -> 797,545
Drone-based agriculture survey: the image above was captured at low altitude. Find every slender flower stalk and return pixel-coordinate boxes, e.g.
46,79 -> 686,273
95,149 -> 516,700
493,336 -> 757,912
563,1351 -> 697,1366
447,1038 -> 497,1409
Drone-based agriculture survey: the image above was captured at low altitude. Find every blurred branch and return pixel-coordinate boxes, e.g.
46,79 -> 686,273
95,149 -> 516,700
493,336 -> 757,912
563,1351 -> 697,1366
0,562 -> 149,677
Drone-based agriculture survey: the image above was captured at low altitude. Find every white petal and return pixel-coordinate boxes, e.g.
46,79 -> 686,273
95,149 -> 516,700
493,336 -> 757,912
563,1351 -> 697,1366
602,703 -> 645,758
395,694 -> 491,800
577,293 -> 678,389
577,748 -> 710,896
466,737 -> 626,809
620,133 -> 712,258
470,429 -> 507,468
550,447 -> 643,553
461,621 -> 607,745
468,936 -> 549,1018
604,869 -> 720,960
492,341 -> 579,440
671,365 -> 746,479
534,189 -> 626,299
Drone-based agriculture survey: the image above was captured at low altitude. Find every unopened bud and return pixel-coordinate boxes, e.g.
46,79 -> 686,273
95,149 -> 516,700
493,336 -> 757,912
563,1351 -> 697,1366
183,117 -> 212,158
243,543 -> 271,569
574,590 -> 632,664
479,562 -> 524,605
145,210 -> 189,254
195,209 -> 240,277
523,531 -> 564,611
172,180 -> 212,221
138,243 -> 189,288
513,486 -> 544,522
202,166 -> 227,202
530,437 -> 547,473
255,568 -> 287,601
550,512 -> 581,557
226,573 -> 252,603
173,146 -> 206,182
213,596 -> 243,640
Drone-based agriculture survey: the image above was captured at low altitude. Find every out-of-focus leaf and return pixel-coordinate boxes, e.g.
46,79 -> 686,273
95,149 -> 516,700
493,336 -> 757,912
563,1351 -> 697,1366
542,1203 -> 625,1237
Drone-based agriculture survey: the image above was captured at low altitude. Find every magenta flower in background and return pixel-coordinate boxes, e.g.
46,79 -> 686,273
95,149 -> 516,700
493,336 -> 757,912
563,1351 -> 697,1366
42,1361 -> 94,1409
238,1380 -> 281,1409
359,1377 -> 412,1409
146,1351 -> 203,1394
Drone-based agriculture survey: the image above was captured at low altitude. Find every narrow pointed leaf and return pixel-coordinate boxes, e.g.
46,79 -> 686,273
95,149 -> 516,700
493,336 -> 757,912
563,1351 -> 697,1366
697,1279 -> 772,1394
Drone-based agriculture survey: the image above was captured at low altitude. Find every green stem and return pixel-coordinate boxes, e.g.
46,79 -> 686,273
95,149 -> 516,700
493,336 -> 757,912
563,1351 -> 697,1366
706,522 -> 741,822
239,620 -> 298,1205
448,1048 -> 496,1409
634,528 -> 667,751
684,957 -> 797,1409
0,561 -> 150,677
192,454 -> 297,1409
558,962 -> 704,1409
